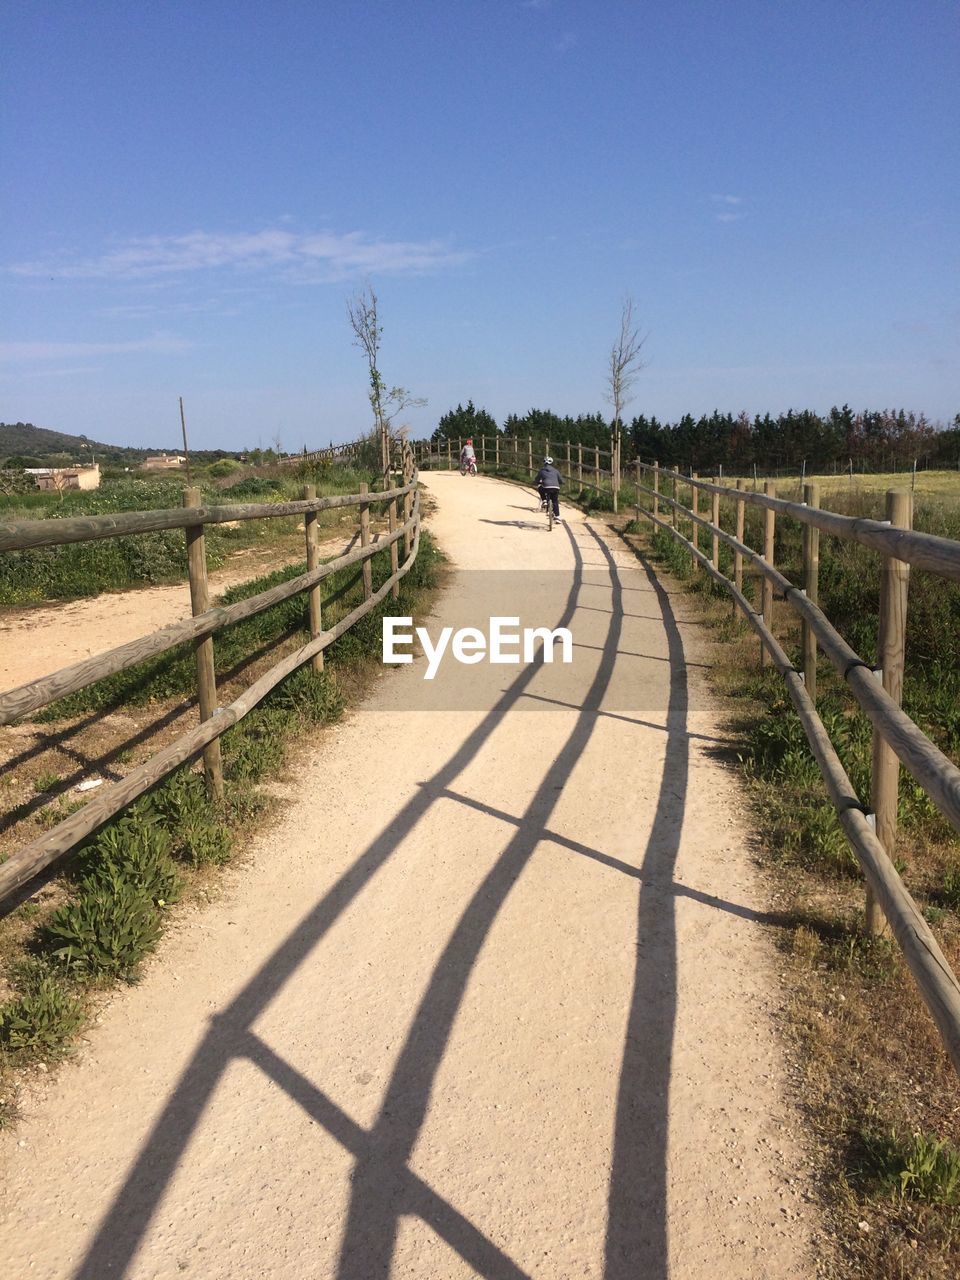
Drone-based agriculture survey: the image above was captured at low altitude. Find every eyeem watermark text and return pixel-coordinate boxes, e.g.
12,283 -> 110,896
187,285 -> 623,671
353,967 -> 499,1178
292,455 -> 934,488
383,616 -> 574,680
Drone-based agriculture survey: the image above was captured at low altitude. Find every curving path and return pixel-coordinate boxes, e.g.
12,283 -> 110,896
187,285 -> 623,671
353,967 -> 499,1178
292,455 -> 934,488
0,473 -> 820,1278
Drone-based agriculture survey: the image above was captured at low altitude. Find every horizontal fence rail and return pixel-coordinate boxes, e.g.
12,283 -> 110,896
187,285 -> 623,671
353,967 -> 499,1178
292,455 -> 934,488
661,470 -> 960,585
632,461 -> 960,1076
0,484 -> 413,553
0,445 -> 421,904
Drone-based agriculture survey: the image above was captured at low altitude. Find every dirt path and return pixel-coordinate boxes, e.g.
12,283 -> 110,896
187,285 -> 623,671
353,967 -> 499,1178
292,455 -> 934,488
0,474 -> 821,1278
0,537 -> 352,693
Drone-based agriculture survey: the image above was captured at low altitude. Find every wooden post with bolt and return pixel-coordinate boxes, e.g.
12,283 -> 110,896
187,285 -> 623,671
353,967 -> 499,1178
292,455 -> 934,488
690,473 -> 700,571
711,480 -> 720,571
183,487 -> 224,803
302,484 -> 324,674
359,482 -> 372,600
801,481 -> 820,702
866,489 -> 913,936
388,490 -> 399,599
761,481 -> 776,667
734,478 -> 745,606
402,444 -> 413,561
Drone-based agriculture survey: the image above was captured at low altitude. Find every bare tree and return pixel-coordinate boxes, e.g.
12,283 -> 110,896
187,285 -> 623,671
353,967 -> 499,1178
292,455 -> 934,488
347,286 -> 425,483
605,297 -> 647,512
49,469 -> 69,504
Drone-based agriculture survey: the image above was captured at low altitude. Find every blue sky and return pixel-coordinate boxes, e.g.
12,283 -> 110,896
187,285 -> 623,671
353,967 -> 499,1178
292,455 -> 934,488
2,0 -> 958,449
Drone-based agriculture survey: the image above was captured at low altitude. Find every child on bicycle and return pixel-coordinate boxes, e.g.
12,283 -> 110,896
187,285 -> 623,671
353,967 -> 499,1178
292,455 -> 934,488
534,457 -> 562,520
459,438 -> 476,473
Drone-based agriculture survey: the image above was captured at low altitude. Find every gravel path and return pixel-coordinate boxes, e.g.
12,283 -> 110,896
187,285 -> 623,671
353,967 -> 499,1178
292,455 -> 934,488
0,473 -> 820,1278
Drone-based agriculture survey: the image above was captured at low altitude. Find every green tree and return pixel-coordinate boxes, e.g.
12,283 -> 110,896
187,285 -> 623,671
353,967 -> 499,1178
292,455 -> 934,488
432,400 -> 498,443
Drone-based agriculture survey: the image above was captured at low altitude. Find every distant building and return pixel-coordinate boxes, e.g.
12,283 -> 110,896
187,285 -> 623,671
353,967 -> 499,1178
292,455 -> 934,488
141,454 -> 186,470
26,464 -> 101,492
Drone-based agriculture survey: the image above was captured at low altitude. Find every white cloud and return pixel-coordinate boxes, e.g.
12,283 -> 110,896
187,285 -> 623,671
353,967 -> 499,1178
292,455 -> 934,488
710,194 -> 743,205
715,212 -> 746,223
8,228 -> 470,283
0,335 -> 189,361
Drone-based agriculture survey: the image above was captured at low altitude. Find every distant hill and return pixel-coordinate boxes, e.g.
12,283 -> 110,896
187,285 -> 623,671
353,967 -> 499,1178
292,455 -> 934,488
0,422 -> 171,465
0,423 -> 239,467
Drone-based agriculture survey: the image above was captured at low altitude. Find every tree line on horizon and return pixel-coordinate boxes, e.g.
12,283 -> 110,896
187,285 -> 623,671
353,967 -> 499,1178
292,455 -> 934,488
432,401 -> 960,473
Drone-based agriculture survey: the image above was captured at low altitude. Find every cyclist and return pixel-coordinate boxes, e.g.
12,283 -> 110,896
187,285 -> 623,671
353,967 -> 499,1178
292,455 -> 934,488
459,438 -> 477,474
534,456 -> 562,521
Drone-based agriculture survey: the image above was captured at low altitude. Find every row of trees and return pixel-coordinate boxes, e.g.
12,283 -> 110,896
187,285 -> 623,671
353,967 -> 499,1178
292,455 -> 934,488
432,402 -> 960,473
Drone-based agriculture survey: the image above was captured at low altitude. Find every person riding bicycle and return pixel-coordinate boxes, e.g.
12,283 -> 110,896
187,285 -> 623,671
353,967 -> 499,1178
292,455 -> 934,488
459,438 -> 476,472
534,456 -> 562,521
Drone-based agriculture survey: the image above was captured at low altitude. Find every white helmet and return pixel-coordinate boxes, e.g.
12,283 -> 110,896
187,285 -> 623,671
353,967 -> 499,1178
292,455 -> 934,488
544,456 -> 553,465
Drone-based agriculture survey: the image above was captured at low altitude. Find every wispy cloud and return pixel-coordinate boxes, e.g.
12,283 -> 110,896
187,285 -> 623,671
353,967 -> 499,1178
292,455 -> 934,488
8,228 -> 470,283
0,335 -> 189,362
710,194 -> 746,223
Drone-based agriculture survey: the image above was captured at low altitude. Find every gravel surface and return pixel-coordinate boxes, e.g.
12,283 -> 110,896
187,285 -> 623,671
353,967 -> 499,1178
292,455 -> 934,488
0,472 -> 820,1278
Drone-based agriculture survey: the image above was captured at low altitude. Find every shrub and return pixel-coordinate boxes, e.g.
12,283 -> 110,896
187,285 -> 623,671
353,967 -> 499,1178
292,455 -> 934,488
44,866 -> 162,978
0,962 -> 84,1054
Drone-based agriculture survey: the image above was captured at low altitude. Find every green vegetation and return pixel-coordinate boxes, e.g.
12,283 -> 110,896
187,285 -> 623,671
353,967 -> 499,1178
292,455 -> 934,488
629,491 -> 960,1280
0,461 -> 381,606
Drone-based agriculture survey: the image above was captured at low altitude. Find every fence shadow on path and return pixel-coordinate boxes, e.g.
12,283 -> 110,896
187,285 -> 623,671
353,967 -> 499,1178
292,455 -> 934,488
71,524 -> 690,1280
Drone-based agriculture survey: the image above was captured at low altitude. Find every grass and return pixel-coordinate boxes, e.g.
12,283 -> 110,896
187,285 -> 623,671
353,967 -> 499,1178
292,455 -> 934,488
619,502 -> 960,1280
0,523 -> 444,1130
0,460 -> 381,605
740,469 -> 960,504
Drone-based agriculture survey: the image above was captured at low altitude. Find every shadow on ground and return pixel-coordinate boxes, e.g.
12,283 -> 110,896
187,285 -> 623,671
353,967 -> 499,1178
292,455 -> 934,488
71,526 -> 700,1280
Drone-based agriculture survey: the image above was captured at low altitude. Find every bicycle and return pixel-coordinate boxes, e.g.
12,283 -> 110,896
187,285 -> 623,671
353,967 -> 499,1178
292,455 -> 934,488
459,458 -> 477,476
539,487 -> 559,531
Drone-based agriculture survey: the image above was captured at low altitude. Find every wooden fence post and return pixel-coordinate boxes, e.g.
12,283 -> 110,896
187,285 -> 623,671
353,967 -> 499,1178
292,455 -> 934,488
565,440 -> 571,482
388,489 -> 400,600
734,479 -> 745,605
302,485 -> 324,674
594,446 -> 600,489
577,442 -> 583,484
802,482 -> 820,702
711,480 -> 720,571
761,481 -> 776,667
481,436 -> 486,467
653,461 -> 660,519
402,448 -> 413,561
690,473 -> 700,572
671,466 -> 679,529
527,436 -> 533,473
183,487 -> 224,803
359,482 -> 372,599
447,438 -> 452,469
495,434 -> 500,468
866,489 -> 913,935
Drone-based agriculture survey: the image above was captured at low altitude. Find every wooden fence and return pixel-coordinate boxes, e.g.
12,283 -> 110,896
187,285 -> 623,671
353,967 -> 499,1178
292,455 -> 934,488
413,436 -> 615,497
0,442 -> 421,905
632,461 -> 960,1075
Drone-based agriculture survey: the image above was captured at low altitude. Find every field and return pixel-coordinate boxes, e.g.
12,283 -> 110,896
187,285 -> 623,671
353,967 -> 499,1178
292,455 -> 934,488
727,468 -> 960,507
0,461 -> 381,607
